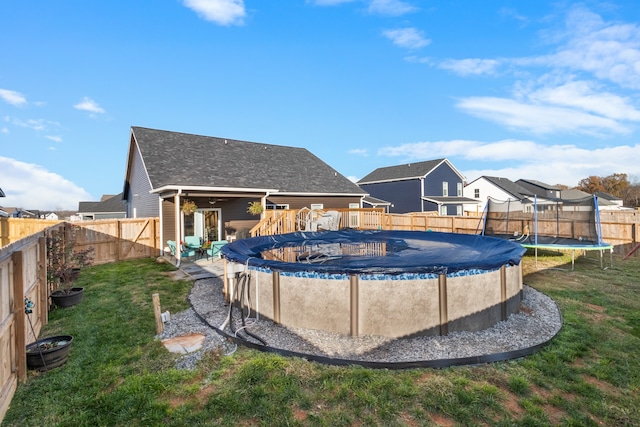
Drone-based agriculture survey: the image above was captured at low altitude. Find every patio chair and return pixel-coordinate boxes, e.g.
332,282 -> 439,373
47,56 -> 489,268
207,240 -> 228,259
183,235 -> 202,248
167,240 -> 196,260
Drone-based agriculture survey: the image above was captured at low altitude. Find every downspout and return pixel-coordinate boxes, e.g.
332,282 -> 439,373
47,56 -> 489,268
420,177 -> 425,212
175,190 -> 182,267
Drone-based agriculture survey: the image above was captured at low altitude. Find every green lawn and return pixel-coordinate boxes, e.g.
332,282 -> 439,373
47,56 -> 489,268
3,249 -> 640,426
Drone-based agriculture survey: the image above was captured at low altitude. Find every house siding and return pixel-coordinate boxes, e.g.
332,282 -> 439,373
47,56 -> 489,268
423,164 -> 464,215
359,180 -> 421,214
266,195 -> 362,210
127,142 -> 159,218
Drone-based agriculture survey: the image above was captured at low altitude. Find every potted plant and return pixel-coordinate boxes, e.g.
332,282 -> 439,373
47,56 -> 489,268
47,226 -> 95,308
247,201 -> 264,216
26,335 -> 74,371
182,199 -> 197,215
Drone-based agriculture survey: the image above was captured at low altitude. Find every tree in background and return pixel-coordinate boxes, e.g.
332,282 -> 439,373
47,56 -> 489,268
576,175 -> 607,194
576,173 -> 639,207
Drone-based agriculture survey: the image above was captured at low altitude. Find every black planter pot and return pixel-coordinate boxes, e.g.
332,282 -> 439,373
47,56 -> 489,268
26,335 -> 74,371
51,287 -> 84,308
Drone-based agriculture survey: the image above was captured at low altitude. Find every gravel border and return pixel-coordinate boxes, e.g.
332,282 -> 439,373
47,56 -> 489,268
158,262 -> 562,370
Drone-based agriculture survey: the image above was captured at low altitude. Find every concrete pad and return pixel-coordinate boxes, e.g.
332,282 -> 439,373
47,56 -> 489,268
162,333 -> 205,354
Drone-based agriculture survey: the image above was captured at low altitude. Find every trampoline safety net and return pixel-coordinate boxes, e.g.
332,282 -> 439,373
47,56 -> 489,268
482,195 -> 604,247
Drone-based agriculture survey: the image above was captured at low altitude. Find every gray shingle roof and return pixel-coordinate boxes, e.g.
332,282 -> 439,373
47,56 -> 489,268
482,176 -> 534,199
132,127 -> 365,195
516,179 -> 561,191
357,159 -> 445,184
78,193 -> 126,213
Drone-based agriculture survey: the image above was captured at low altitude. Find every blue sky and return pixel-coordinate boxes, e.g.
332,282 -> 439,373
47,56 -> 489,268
2,1 -> 640,210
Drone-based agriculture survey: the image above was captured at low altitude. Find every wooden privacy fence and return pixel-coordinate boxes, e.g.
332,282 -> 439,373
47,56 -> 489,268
0,218 -> 160,422
251,208 -> 640,246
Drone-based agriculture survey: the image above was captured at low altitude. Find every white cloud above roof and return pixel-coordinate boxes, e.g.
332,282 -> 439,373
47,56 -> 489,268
0,88 -> 27,106
368,0 -> 418,16
182,0 -> 245,26
73,97 -> 105,114
383,27 -> 430,49
0,156 -> 91,210
377,139 -> 640,187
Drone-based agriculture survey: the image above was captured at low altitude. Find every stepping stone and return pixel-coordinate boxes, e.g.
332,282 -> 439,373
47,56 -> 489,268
162,333 -> 206,354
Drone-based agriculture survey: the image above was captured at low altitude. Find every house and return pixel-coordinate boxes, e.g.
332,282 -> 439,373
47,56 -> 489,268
594,191 -> 625,210
123,126 -> 367,247
463,176 -> 536,215
77,193 -> 127,220
1,208 -> 37,218
357,158 -> 477,215
42,212 -> 59,220
362,195 -> 392,213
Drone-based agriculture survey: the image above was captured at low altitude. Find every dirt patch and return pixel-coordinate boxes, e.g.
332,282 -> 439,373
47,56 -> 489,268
429,413 -> 456,427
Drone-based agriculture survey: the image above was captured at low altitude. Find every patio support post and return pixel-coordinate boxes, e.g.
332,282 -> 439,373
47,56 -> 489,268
174,192 -> 182,266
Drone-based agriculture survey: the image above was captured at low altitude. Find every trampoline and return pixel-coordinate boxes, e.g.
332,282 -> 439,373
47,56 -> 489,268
481,195 -> 613,269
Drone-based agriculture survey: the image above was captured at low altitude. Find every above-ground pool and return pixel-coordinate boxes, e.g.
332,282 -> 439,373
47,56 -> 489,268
221,230 -> 527,339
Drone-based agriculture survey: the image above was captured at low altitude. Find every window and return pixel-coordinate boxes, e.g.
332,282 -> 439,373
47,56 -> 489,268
474,188 -> 480,198
442,182 -> 448,197
310,203 -> 324,210
457,182 -> 462,197
456,205 -> 462,216
440,205 -> 447,215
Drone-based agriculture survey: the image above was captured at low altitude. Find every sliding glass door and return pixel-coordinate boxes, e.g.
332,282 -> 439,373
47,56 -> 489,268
183,209 -> 221,242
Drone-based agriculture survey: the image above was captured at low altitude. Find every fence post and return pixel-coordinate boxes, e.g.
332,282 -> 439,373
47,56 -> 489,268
12,250 -> 27,382
38,236 -> 49,322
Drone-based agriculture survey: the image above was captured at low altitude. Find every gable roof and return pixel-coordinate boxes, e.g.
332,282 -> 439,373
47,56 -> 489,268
516,179 -> 561,191
468,176 -> 534,200
560,188 -> 591,201
130,127 -> 365,196
78,193 -> 126,214
362,195 -> 391,206
594,191 -> 622,201
358,158 -> 458,184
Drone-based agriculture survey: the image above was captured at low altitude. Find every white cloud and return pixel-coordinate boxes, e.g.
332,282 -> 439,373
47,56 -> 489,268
377,139 -> 640,187
0,88 -> 27,106
383,28 -> 430,49
45,135 -> 62,143
538,6 -> 640,90
439,58 -> 501,76
369,0 -> 417,17
349,148 -> 368,156
456,96 -> 630,136
73,97 -> 105,114
0,156 -> 92,210
436,6 -> 640,136
182,0 -> 245,26
527,80 -> 640,121
1,127 -> 8,134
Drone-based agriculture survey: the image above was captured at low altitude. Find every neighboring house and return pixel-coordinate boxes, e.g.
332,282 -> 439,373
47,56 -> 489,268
42,212 -> 59,220
463,176 -> 536,215
362,195 -> 392,213
2,208 -> 37,218
77,193 -> 127,220
594,191 -> 625,210
0,188 -> 6,217
123,126 -> 367,246
357,159 -> 477,215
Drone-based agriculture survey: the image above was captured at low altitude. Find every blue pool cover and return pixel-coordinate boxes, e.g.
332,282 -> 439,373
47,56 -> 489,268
221,230 -> 527,275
